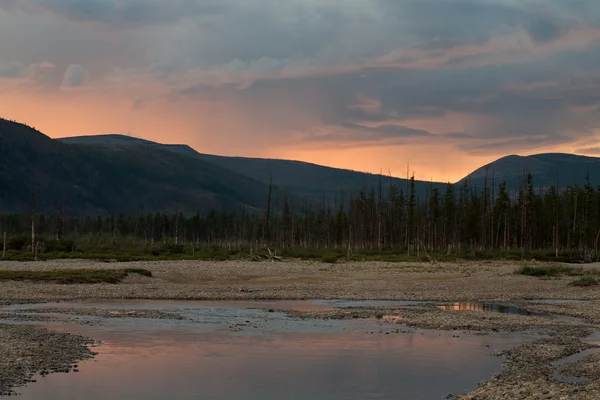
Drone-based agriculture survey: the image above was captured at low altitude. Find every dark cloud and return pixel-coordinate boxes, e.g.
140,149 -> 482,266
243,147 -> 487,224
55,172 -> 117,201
5,0 -> 225,27
1,0 -> 599,153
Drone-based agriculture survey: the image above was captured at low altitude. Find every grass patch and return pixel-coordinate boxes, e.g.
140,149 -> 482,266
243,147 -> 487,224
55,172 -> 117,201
122,268 -> 153,277
0,268 -> 152,284
570,276 -> 600,287
320,253 -> 339,263
516,264 -> 590,277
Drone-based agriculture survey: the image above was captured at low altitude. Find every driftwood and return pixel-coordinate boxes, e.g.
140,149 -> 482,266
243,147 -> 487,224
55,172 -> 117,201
249,248 -> 285,262
418,241 -> 437,264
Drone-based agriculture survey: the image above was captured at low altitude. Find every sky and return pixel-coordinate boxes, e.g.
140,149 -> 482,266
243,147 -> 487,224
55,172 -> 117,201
0,0 -> 599,182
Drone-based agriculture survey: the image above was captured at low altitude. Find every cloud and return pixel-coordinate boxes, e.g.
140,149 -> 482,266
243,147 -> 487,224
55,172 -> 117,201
61,64 -> 88,87
0,0 -> 600,178
1,0 -> 225,27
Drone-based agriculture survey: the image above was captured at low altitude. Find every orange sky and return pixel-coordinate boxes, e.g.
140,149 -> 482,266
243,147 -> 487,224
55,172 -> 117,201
0,93 -> 482,182
1,87 -> 595,183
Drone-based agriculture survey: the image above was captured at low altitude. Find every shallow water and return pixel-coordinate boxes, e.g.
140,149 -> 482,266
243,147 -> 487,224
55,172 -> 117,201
5,300 -> 525,400
552,348 -> 600,385
437,302 -> 542,316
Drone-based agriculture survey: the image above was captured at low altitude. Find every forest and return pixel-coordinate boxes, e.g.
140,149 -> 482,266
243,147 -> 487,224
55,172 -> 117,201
2,173 -> 600,262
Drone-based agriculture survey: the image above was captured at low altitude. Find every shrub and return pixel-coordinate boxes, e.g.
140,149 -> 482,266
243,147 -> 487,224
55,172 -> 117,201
8,235 -> 28,251
321,253 -> 339,263
517,265 -> 585,277
44,239 -> 76,253
162,243 -> 185,254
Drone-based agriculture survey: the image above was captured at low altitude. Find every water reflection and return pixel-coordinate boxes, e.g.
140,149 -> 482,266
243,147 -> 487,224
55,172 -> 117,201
10,301 -> 526,400
438,302 -> 537,316
16,331 -> 521,400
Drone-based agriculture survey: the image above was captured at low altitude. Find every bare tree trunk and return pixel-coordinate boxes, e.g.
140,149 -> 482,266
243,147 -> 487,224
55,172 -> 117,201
406,163 -> 410,255
31,187 -> 36,256
2,232 -> 6,259
262,175 -> 273,243
174,202 -> 179,245
377,170 -> 382,250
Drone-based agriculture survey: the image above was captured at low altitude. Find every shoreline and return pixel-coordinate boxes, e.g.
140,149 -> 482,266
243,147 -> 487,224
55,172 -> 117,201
2,259 -> 600,398
0,324 -> 97,397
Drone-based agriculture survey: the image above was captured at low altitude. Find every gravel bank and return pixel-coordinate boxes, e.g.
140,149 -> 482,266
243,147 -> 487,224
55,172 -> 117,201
14,307 -> 189,320
0,324 -> 96,396
283,305 -> 594,335
1,259 -> 600,302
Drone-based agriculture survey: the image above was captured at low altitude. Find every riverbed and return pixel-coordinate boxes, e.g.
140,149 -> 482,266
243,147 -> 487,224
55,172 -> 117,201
2,259 -> 600,398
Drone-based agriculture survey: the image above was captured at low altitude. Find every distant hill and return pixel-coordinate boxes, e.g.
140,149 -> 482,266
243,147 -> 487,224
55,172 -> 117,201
14,120 -> 599,217
459,153 -> 600,191
0,120 -> 272,215
60,134 -> 445,201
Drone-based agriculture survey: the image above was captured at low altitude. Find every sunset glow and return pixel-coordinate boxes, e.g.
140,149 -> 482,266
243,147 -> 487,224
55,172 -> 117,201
1,1 -> 599,181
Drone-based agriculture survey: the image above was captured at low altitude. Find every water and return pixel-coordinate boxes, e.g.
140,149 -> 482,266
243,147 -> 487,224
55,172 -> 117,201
3,301 -> 526,400
552,348 -> 600,385
437,302 -> 542,316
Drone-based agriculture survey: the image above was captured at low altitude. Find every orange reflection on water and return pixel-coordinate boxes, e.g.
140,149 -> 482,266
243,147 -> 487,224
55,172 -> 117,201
438,303 -> 494,312
437,302 -> 524,314
14,309 -> 526,400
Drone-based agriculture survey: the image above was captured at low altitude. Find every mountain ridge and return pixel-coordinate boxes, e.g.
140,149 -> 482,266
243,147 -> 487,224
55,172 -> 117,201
61,133 -> 600,190
4,117 -> 600,216
0,119 -> 272,215
460,152 -> 600,189
59,134 -> 446,200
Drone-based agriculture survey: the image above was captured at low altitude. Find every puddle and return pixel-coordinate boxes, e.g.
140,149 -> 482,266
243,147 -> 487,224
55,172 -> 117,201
437,302 -> 543,316
552,348 -> 600,385
553,348 -> 600,367
3,300 -> 526,400
552,371 -> 590,385
435,302 -> 593,326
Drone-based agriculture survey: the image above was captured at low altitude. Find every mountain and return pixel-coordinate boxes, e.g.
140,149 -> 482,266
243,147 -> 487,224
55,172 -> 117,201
18,118 -> 600,217
0,119 -> 272,215
460,153 -> 600,190
60,134 -> 445,200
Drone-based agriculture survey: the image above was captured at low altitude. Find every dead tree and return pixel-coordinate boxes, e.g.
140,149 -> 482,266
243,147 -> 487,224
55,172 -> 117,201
262,174 -> 273,243
31,186 -> 36,255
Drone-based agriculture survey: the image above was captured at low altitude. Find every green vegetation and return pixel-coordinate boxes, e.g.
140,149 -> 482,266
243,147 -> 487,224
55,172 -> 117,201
0,268 -> 152,284
320,253 -> 339,263
516,265 -> 590,277
517,264 -> 600,287
571,276 -> 600,287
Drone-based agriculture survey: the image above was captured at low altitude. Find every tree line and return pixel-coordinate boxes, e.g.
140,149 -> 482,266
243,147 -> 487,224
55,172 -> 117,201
2,173 -> 600,260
